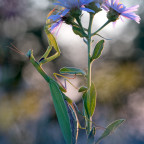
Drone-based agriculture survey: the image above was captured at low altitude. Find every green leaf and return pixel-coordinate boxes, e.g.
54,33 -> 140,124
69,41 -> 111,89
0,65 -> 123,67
83,82 -> 97,118
87,127 -> 96,144
96,119 -> 125,144
82,92 -> 88,117
49,79 -> 72,144
89,82 -> 97,117
78,86 -> 88,92
90,40 -> 104,62
65,101 -> 79,144
59,85 -> 67,93
60,67 -> 86,75
72,25 -> 87,37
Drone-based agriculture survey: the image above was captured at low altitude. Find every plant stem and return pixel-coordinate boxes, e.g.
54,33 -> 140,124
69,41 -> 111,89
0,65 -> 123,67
75,17 -> 88,36
86,14 -> 94,135
92,20 -> 111,36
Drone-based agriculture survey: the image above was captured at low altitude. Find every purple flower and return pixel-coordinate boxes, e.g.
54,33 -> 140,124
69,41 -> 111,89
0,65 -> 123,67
47,10 -> 64,34
103,0 -> 141,23
94,0 -> 105,8
48,0 -> 95,34
50,19 -> 66,35
53,0 -> 95,16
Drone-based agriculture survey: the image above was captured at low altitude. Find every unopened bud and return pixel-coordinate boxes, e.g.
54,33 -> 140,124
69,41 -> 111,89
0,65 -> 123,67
62,15 -> 74,25
107,8 -> 120,22
70,8 -> 82,18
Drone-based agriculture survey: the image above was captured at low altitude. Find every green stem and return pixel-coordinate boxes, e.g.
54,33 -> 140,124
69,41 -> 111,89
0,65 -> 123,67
73,22 -> 88,31
92,20 -> 111,36
75,17 -> 87,36
86,14 -> 94,135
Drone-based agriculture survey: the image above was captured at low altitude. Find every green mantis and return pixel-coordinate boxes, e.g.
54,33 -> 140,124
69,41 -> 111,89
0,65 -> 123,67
25,10 -> 79,143
8,9 -> 84,144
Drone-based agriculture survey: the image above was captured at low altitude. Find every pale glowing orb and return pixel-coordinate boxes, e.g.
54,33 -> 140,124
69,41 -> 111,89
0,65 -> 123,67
30,0 -> 49,9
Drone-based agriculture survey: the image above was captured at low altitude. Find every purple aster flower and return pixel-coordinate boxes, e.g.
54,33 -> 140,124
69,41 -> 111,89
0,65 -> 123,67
50,19 -> 63,34
47,8 -> 74,34
85,0 -> 107,14
53,0 -> 95,16
47,9 -> 64,34
94,0 -> 105,8
47,0 -> 98,34
103,0 -> 141,23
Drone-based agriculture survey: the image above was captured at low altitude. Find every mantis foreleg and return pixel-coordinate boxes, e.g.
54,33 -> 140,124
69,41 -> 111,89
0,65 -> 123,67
38,9 -> 61,66
38,26 -> 60,65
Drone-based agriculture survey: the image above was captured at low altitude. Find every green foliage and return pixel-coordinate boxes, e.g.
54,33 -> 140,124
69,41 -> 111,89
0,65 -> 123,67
65,101 -> 79,144
87,127 -> 96,144
59,85 -> 67,92
96,119 -> 125,144
90,40 -> 104,63
83,82 -> 97,118
78,86 -> 88,92
49,79 -> 73,144
60,67 -> 86,75
72,25 -> 87,37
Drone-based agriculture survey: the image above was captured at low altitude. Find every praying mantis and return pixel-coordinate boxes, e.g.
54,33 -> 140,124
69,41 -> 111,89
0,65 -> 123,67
27,31 -> 76,144
7,9 -> 85,144
25,9 -> 85,144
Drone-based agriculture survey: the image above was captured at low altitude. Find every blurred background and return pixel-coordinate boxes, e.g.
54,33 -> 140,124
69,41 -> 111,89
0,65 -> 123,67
0,0 -> 144,144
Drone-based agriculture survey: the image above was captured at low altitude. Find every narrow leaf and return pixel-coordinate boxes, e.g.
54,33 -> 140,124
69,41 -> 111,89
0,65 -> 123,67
49,79 -> 72,144
90,40 -> 104,62
89,82 -> 97,117
78,86 -> 88,92
72,25 -> 87,37
87,127 -> 96,144
60,67 -> 86,75
65,101 -> 79,144
83,82 -> 97,118
96,119 -> 125,144
82,92 -> 89,117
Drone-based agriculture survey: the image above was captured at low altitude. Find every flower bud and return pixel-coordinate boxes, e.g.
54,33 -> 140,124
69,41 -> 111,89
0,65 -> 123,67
85,2 -> 102,14
62,15 -> 74,25
70,8 -> 82,18
107,8 -> 120,22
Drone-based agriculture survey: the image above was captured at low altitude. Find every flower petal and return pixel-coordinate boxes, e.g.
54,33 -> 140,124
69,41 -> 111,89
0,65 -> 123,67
61,9 -> 70,16
103,0 -> 140,24
80,7 -> 95,13
48,14 -> 61,21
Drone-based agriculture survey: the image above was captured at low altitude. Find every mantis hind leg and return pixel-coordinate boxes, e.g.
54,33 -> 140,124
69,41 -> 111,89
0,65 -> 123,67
53,73 -> 78,92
